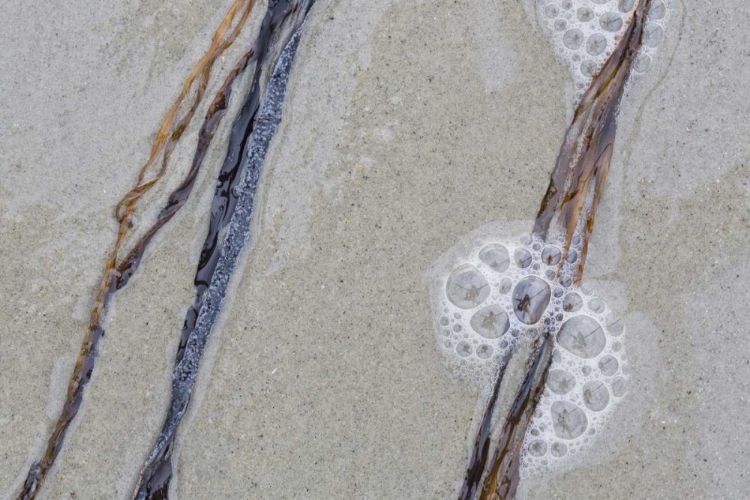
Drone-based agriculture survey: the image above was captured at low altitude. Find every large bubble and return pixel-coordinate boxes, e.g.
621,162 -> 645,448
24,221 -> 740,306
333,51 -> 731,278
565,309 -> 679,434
557,316 -> 607,358
446,264 -> 489,309
471,305 -> 510,339
512,276 -> 551,325
479,243 -> 510,272
551,401 -> 588,440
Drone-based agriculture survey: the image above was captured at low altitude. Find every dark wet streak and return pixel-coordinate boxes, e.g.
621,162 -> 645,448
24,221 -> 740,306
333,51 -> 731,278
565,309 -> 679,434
131,2 -> 315,498
461,1 -> 654,498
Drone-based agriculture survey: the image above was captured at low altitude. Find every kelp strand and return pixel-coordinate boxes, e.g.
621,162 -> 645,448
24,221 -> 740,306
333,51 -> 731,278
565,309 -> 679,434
459,1 -> 654,498
131,2 -> 315,498
15,2 -> 257,498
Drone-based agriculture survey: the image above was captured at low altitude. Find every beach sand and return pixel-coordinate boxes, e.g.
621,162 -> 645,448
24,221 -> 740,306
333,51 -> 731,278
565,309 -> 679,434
1,1 -> 748,499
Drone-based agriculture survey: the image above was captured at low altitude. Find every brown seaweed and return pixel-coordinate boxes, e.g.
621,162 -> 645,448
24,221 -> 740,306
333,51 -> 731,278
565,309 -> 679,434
459,0 -> 654,498
130,2 -> 315,498
15,2 -> 257,498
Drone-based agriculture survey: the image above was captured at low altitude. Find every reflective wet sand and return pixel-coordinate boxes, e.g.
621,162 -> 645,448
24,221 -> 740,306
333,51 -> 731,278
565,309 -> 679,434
1,0 -> 749,499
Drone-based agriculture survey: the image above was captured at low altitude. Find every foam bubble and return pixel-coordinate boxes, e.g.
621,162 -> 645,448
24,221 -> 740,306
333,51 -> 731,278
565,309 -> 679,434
427,227 -> 631,477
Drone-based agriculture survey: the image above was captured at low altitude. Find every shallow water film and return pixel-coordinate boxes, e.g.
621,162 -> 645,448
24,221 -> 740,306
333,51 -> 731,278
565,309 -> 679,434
1,0 -> 749,499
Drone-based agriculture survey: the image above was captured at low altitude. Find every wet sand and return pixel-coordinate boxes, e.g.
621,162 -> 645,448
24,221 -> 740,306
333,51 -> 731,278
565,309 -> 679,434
1,1 -> 748,499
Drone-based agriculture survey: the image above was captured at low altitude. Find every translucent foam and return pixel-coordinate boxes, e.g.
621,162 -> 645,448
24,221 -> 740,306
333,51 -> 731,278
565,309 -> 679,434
534,0 -> 675,102
427,229 -> 629,476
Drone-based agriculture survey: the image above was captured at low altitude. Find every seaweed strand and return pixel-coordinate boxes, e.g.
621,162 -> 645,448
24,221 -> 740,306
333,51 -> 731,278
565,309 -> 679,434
15,3 -> 257,499
131,2 -> 316,498
460,1 -> 654,498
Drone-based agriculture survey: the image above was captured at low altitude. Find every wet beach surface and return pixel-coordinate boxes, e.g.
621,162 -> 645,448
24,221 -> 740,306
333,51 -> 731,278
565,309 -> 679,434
1,1 -> 748,499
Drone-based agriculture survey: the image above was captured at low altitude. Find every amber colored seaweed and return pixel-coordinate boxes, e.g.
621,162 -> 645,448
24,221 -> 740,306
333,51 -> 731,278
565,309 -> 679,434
15,2 -> 257,498
459,1 -> 654,498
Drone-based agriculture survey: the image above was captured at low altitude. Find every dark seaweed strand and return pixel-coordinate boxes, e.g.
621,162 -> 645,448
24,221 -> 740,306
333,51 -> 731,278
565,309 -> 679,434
459,350 -> 514,498
534,0 -> 654,275
459,1 -> 655,499
479,335 -> 554,500
115,47 -> 256,289
131,4 -> 315,499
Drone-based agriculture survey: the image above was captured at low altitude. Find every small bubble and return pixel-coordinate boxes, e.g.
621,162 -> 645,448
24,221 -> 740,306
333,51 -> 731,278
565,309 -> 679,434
529,440 -> 548,457
588,298 -> 605,314
558,316 -> 607,359
563,292 -> 583,312
452,323 -> 462,332
554,287 -> 564,298
577,7 -> 594,22
599,355 -> 619,376
583,380 -> 610,411
456,341 -> 472,357
544,3 -> 560,18
514,247 -> 533,268
561,0 -> 573,9
649,0 -> 667,20
479,244 -> 511,273
548,369 -> 576,395
470,305 -> 510,339
542,246 -> 562,265
612,341 -> 623,352
533,242 -> 542,251
634,53 -> 652,73
644,23 -> 664,47
563,28 -> 584,50
566,249 -> 578,264
586,34 -> 608,56
512,276 -> 552,325
618,0 -> 635,12
551,441 -> 568,457
546,270 -> 557,281
499,277 -> 513,294
612,376 -> 628,397
446,264 -> 490,309
440,317 -> 449,326
560,275 -> 572,288
554,19 -> 568,31
551,401 -> 588,439
582,365 -> 592,376
600,12 -> 624,32
477,344 -> 493,359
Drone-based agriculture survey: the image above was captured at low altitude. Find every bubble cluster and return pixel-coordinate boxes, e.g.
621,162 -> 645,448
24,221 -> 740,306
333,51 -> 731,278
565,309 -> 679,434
518,278 -> 629,479
536,0 -> 674,101
428,230 -> 629,475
